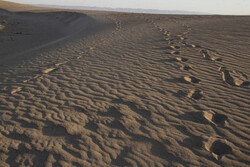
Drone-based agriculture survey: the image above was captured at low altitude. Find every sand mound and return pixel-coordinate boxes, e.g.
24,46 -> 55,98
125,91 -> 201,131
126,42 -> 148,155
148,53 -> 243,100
0,5 -> 95,65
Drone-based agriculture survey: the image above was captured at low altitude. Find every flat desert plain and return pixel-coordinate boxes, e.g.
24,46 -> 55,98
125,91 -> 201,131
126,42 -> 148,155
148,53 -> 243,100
0,1 -> 250,166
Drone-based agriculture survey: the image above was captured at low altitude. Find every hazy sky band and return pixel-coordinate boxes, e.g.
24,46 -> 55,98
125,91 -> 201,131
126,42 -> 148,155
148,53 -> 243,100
5,0 -> 250,15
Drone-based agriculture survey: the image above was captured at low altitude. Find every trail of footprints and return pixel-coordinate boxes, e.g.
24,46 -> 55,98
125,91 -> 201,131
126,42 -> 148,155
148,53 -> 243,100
10,58 -> 70,95
6,15 -> 248,164
199,49 -> 249,87
153,18 -> 249,88
151,20 -> 203,100
4,16 -> 126,166
10,15 -> 123,96
10,46 -> 98,95
151,20 -> 235,160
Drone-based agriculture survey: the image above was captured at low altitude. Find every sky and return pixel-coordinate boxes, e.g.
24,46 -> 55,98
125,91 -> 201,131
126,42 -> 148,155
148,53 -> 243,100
5,0 -> 250,15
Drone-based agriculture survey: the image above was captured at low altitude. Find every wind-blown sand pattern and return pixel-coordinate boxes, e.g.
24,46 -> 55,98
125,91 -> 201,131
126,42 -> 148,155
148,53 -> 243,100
0,1 -> 250,166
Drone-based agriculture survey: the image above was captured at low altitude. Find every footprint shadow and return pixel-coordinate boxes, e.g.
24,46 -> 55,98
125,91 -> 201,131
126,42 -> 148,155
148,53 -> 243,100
179,111 -> 228,127
160,58 -> 188,63
201,50 -> 222,62
180,65 -> 192,71
202,111 -> 228,126
210,140 -> 232,158
183,76 -> 201,84
173,89 -> 203,100
219,67 -> 249,87
204,137 -> 232,160
166,76 -> 200,85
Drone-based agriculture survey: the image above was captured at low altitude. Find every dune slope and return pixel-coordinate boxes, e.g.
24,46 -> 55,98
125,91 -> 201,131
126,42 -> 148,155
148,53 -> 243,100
0,8 -> 100,64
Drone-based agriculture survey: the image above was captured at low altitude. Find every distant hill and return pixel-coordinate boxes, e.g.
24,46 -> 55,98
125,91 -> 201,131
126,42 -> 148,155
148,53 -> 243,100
33,4 -> 208,15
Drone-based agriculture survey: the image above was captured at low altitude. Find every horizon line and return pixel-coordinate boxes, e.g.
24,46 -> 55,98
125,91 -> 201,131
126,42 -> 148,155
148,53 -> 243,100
31,4 -> 250,16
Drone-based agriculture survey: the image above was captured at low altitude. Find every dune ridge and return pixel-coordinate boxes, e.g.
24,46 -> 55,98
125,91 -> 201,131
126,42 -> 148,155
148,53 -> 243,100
0,1 -> 250,167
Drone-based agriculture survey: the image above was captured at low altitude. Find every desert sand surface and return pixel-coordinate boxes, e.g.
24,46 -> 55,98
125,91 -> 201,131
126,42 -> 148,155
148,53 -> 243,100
0,0 -> 250,166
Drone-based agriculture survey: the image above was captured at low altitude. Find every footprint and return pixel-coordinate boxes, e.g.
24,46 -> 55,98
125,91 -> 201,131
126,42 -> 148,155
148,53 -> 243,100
23,79 -> 31,83
191,44 -> 198,48
164,37 -> 170,41
165,38 -> 174,42
202,110 -> 228,126
187,89 -> 203,100
218,67 -> 249,87
42,67 -> 57,74
164,33 -> 171,37
175,57 -> 189,62
184,43 -> 198,48
167,46 -> 180,50
175,90 -> 188,98
11,86 -> 23,95
161,57 -> 188,63
200,50 -> 222,62
175,89 -> 203,100
170,50 -> 181,55
204,137 -> 232,160
76,56 -> 82,59
163,31 -> 169,35
55,61 -> 67,67
180,65 -> 192,71
183,76 -> 201,83
33,74 -> 41,79
241,81 -> 250,87
179,37 -> 186,40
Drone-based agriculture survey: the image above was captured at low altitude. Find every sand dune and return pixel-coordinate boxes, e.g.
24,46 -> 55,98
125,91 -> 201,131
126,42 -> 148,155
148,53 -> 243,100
0,5 -> 98,65
0,1 -> 250,167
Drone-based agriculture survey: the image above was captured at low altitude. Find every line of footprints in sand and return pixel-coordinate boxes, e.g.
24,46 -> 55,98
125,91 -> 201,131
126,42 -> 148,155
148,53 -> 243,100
150,20 -> 249,88
10,16 -> 123,95
8,17 -> 249,160
10,50 -> 89,95
150,20 -> 249,160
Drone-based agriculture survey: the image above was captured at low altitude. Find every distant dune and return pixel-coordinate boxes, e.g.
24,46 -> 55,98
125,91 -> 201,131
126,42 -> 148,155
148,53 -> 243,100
0,0 -> 250,167
34,4 -> 208,15
0,0 -> 44,11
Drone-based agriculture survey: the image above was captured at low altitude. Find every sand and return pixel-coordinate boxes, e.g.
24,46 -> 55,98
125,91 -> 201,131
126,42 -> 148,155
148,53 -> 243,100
0,0 -> 250,166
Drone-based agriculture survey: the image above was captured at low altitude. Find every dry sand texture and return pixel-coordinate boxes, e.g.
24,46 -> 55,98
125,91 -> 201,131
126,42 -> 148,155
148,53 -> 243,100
0,1 -> 250,166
